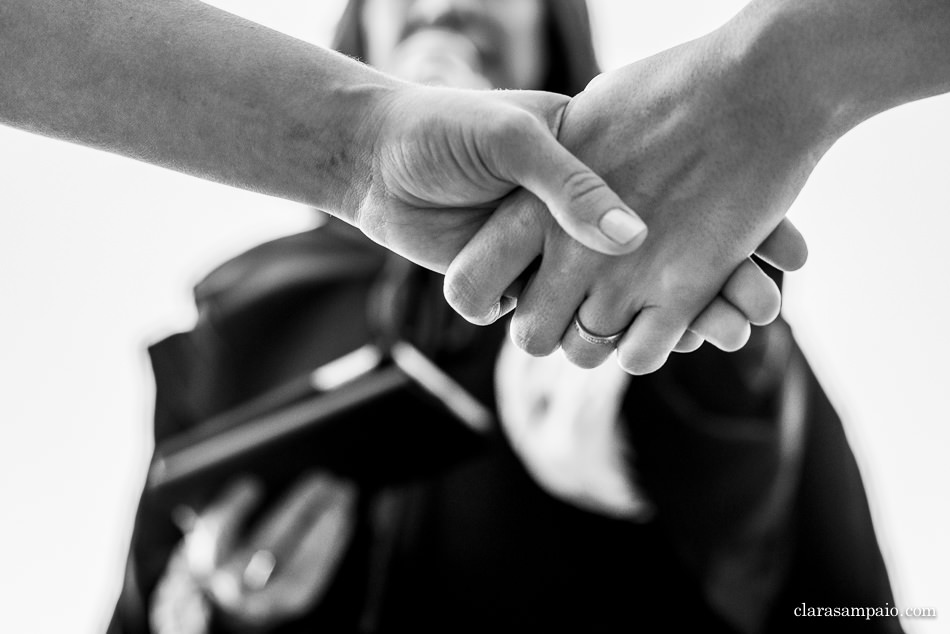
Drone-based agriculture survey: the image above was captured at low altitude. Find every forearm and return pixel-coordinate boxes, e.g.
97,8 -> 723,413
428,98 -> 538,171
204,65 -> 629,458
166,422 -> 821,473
0,0 -> 398,216
728,0 -> 950,141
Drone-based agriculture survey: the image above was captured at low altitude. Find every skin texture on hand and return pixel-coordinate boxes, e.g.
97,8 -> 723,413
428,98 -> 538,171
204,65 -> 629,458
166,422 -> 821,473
349,84 -> 648,273
0,0 -> 804,367
553,45 -> 823,375
446,28 -> 823,375
368,21 -> 804,365
4,0 -> 948,375
0,0 -> 645,279
512,0 -> 950,374
366,0 -> 950,375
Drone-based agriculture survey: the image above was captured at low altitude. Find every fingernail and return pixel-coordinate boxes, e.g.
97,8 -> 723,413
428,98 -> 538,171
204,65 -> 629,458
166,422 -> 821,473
483,301 -> 501,324
599,208 -> 646,245
485,297 -> 518,324
498,296 -> 517,317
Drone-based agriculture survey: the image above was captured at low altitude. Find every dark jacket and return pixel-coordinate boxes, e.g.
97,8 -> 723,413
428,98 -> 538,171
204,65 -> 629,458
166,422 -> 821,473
108,220 -> 900,633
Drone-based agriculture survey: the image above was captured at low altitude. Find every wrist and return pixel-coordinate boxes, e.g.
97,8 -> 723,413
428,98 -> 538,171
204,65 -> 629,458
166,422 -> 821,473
713,2 -> 851,162
313,72 -> 403,221
726,0 -> 950,146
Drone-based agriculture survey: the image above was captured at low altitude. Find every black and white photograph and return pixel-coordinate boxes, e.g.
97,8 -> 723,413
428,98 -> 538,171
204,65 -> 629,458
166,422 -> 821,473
1,1 -> 948,632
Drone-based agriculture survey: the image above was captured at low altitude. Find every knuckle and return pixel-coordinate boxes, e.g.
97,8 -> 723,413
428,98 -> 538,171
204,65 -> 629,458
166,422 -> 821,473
443,263 -> 491,323
509,320 -> 559,358
712,324 -> 751,352
488,108 -> 538,149
497,108 -> 538,136
617,348 -> 666,376
562,169 -> 608,206
561,346 -> 608,370
655,262 -> 705,302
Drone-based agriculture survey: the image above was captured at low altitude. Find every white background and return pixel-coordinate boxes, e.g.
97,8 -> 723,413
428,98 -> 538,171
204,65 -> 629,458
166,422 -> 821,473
0,2 -> 947,632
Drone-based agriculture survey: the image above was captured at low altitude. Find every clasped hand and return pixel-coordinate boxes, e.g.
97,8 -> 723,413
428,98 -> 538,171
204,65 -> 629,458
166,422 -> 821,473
438,38 -> 818,374
350,33 -> 817,375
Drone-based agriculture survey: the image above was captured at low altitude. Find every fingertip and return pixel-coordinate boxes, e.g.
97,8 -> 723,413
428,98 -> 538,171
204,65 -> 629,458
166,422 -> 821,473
616,309 -> 683,375
756,217 -> 809,272
723,260 -> 782,326
689,297 -> 753,352
618,348 -> 671,376
474,297 -> 517,326
718,320 -> 752,352
443,261 -> 501,325
787,242 -> 808,271
673,330 -> 704,353
757,284 -> 782,326
509,318 -> 562,358
746,276 -> 781,327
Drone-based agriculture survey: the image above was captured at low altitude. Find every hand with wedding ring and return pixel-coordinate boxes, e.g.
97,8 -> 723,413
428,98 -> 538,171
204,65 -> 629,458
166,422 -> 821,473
445,35 -> 818,374
447,189 -> 803,370
149,471 -> 357,633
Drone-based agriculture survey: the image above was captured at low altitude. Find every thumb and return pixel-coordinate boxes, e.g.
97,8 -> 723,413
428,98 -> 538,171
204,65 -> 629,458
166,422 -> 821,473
491,107 -> 647,255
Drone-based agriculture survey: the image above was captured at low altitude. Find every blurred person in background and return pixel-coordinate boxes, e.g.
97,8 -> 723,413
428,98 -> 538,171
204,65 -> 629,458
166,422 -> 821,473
107,1 -> 900,632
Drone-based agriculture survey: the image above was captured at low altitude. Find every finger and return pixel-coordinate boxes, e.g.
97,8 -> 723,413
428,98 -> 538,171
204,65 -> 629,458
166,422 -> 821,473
721,258 -> 782,326
185,477 -> 263,578
615,308 -> 686,375
489,109 -> 647,256
444,189 -> 545,324
754,217 -> 808,272
688,297 -> 752,352
673,330 -> 704,353
560,298 -> 635,370
507,249 -> 587,358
